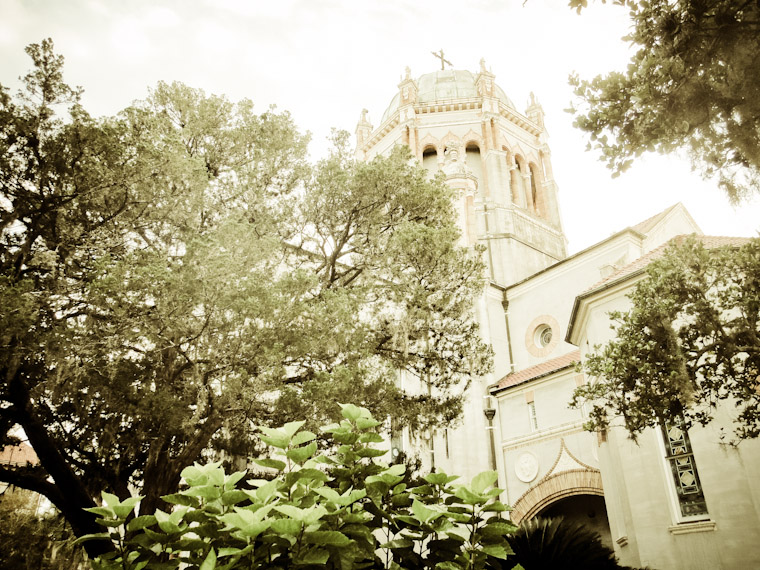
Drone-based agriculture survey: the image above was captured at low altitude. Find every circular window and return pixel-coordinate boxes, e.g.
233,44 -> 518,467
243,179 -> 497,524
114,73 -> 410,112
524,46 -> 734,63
525,315 -> 560,357
536,325 -> 553,347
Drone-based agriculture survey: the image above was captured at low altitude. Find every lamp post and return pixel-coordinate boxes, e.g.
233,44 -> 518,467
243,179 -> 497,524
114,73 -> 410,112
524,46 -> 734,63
483,395 -> 497,471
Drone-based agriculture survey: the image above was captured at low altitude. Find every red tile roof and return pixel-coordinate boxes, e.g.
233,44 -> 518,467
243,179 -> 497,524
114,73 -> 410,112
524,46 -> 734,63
491,349 -> 580,393
0,443 -> 39,466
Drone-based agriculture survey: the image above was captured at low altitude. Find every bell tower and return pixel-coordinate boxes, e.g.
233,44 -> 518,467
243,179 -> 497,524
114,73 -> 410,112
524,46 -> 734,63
354,59 -> 569,480
355,60 -> 567,286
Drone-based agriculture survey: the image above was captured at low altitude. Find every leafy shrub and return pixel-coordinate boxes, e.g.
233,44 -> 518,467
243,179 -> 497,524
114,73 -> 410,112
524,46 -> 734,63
80,404 -> 518,570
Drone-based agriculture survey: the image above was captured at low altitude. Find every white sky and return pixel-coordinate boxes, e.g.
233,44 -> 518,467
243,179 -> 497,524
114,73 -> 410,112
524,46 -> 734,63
1,0 -> 758,253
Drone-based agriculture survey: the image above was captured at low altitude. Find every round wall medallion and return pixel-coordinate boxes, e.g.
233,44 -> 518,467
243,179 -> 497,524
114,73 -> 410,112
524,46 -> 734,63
525,315 -> 561,357
514,452 -> 539,483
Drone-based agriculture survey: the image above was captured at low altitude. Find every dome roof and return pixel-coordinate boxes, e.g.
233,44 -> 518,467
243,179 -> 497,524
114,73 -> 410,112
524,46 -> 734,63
381,69 -> 515,123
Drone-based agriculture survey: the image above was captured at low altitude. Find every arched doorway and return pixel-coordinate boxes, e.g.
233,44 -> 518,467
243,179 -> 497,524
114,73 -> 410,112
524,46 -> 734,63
538,494 -> 613,549
509,469 -> 613,549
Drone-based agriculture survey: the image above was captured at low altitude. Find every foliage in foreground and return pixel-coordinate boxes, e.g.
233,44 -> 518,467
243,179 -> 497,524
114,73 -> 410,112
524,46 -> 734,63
573,236 -> 760,442
569,0 -> 760,201
0,39 -> 490,556
81,404 -> 517,570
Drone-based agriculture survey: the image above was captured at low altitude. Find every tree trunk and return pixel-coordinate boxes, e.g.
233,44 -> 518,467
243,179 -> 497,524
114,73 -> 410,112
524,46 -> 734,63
6,367 -> 114,559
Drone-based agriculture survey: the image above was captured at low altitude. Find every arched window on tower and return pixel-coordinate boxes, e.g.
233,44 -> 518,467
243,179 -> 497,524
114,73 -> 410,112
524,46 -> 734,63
514,155 -> 530,209
465,142 -> 482,185
503,149 -> 517,205
422,146 -> 439,178
529,163 -> 542,217
508,153 -> 522,206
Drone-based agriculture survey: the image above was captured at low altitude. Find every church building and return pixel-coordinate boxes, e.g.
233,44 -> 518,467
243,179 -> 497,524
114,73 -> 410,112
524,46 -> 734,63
354,60 -> 760,569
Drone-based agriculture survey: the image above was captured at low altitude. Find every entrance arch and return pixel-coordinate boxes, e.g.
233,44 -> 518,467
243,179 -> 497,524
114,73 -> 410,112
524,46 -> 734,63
509,468 -> 603,524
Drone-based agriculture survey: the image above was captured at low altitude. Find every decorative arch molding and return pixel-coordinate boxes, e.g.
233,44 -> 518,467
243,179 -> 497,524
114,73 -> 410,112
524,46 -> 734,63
510,469 -> 604,524
418,134 -> 441,159
462,129 -> 483,150
441,132 -> 462,154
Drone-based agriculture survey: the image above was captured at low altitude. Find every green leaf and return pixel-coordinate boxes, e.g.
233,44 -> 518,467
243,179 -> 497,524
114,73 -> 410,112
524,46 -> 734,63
286,441 -> 317,464
253,458 -> 287,472
291,430 -> 316,445
314,487 -> 341,502
357,432 -> 384,443
339,403 -> 363,421
254,479 -> 278,502
259,433 -> 291,449
217,546 -> 253,557
221,490 -> 249,506
480,544 -> 508,559
72,532 -> 111,547
303,505 -> 328,525
470,471 -> 498,494
101,492 -> 120,508
95,517 -> 127,528
162,493 -> 199,507
282,420 -> 306,437
483,501 -> 508,512
412,499 -> 442,523
270,518 -> 302,536
356,447 -> 387,458
304,530 -> 351,546
154,509 -> 183,534
184,485 -> 222,500
381,538 -> 414,549
355,417 -> 381,429
424,472 -> 456,486
296,548 -> 330,565
224,471 -> 247,489
199,548 -> 216,570
274,505 -> 305,520
480,520 -> 517,537
84,506 -> 113,518
126,515 -> 157,532
220,511 -> 270,538
453,486 -> 485,505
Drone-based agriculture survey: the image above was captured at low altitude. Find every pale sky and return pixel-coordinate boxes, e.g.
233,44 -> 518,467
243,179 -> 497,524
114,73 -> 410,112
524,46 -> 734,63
2,0 -> 758,253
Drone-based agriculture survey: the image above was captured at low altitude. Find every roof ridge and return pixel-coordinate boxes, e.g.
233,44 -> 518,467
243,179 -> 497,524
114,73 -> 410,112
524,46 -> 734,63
491,350 -> 581,393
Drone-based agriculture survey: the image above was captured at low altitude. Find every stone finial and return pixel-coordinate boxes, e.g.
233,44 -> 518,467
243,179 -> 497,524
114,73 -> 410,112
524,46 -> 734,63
526,92 -> 545,128
480,58 -> 487,73
355,109 -> 373,148
398,69 -> 418,106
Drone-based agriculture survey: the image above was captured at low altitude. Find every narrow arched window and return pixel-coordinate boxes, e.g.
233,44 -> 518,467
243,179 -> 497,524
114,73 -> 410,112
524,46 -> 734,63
422,146 -> 438,177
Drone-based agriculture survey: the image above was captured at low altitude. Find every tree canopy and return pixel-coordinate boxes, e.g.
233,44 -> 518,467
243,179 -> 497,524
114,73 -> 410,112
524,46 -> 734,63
569,0 -> 760,202
573,236 -> 760,443
0,39 -> 491,556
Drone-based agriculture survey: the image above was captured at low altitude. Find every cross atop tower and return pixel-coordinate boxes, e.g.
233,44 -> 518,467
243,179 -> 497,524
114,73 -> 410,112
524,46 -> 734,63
431,49 -> 452,70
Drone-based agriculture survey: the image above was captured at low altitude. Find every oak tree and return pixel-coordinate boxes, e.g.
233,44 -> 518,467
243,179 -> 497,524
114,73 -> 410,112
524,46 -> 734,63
569,0 -> 760,201
0,40 -> 490,555
574,236 -> 760,442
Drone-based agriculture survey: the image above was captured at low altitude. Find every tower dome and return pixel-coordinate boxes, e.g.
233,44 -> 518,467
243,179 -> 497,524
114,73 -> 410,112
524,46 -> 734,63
355,60 -> 565,285
381,69 -> 515,123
